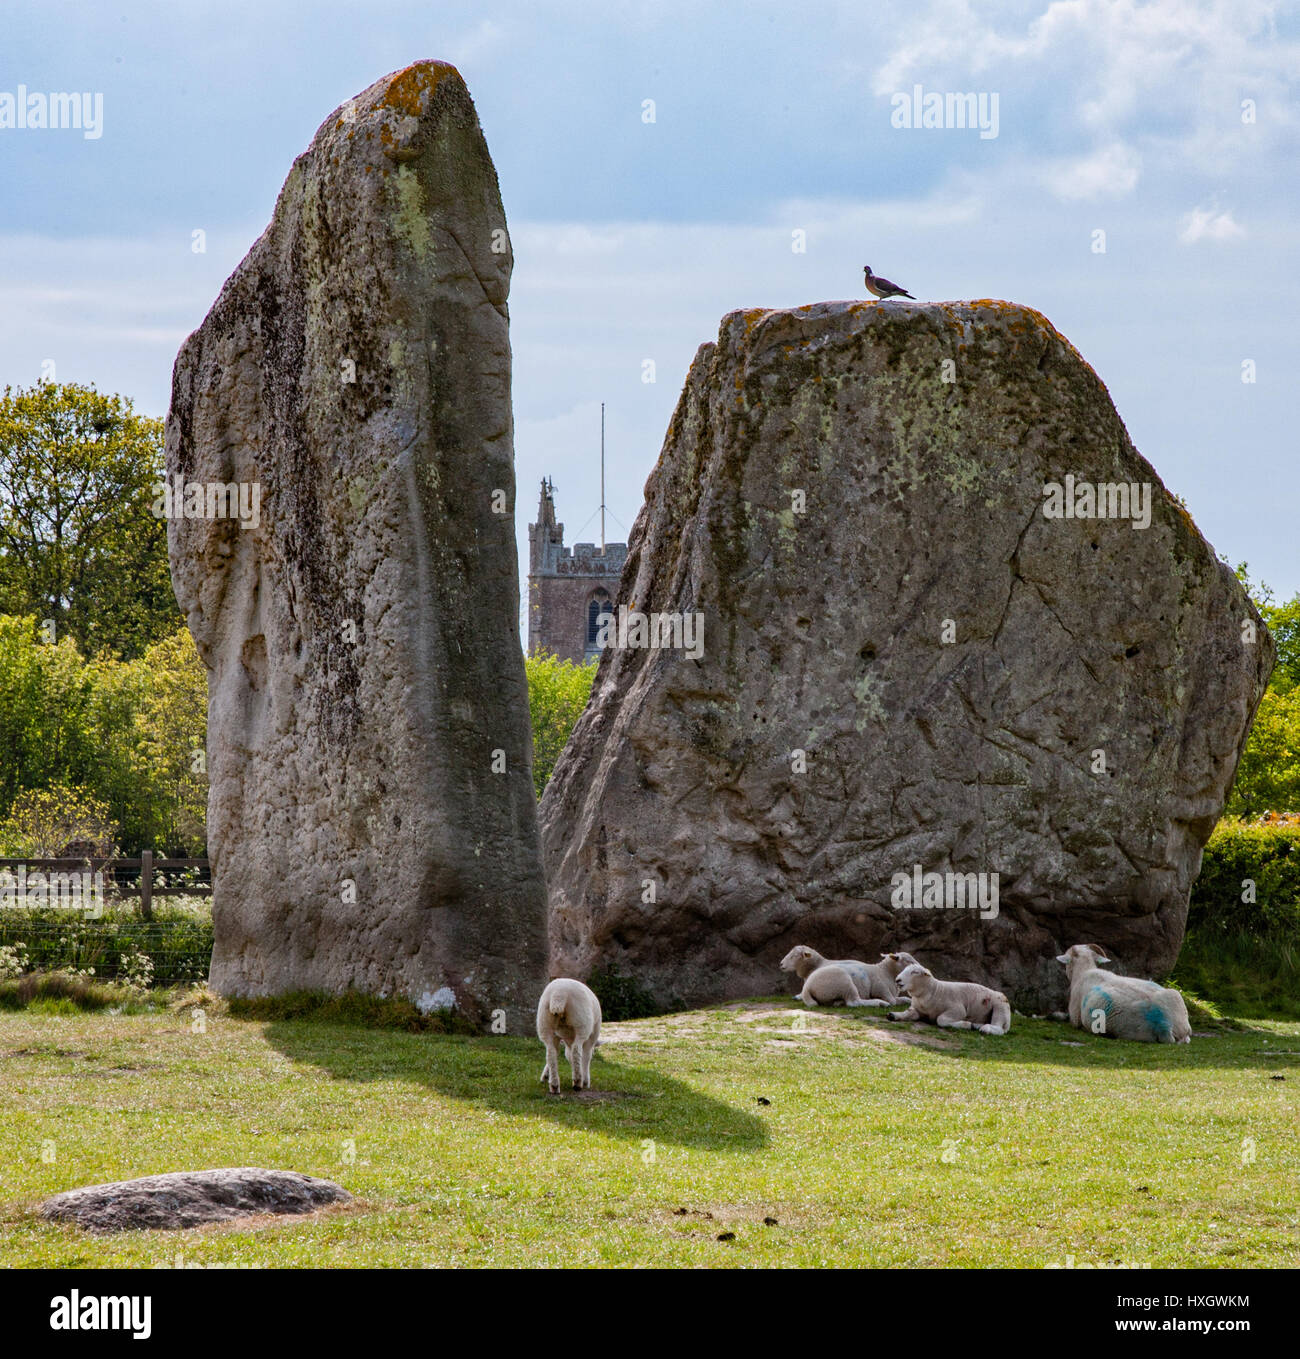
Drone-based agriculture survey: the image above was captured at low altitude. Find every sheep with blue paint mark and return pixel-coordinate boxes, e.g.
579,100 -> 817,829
1056,944 -> 1191,1044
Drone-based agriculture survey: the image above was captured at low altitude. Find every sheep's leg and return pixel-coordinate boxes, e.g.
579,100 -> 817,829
888,1007 -> 921,1023
856,998 -> 891,1007
573,1037 -> 585,1089
543,1037 -> 562,1094
566,1040 -> 580,1089
935,1012 -> 972,1029
580,1034 -> 596,1089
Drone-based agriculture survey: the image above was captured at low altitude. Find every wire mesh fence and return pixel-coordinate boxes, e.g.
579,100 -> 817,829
0,909 -> 213,988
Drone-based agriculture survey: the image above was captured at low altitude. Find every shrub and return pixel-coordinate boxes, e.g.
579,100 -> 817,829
0,900 -> 212,987
587,966 -> 660,1021
1188,816 -> 1300,938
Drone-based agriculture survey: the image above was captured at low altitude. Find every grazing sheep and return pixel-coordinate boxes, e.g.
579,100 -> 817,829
887,962 -> 1011,1035
1056,944 -> 1191,1044
780,945 -> 919,1005
536,978 -> 602,1093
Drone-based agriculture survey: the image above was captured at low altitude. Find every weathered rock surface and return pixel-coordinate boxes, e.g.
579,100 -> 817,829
41,1168 -> 350,1234
540,301 -> 1273,1011
166,62 -> 546,1027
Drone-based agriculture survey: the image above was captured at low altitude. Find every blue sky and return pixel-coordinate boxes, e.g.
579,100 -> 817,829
2,0 -> 1298,610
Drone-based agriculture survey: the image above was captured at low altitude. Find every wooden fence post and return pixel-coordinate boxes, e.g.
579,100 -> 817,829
140,850 -> 153,921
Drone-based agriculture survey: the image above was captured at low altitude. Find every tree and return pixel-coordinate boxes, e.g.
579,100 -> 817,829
124,627 -> 207,854
525,651 -> 597,798
0,615 -> 207,855
0,614 -> 98,812
1227,564 -> 1300,816
0,783 -> 116,857
0,382 -> 179,660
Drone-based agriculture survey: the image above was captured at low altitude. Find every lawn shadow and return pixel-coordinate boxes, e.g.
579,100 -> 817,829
260,1021 -> 769,1151
868,1012 -> 1300,1071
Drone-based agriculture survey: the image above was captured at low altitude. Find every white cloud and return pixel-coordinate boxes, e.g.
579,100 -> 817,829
1041,142 -> 1142,201
1179,203 -> 1246,244
869,0 -> 1300,195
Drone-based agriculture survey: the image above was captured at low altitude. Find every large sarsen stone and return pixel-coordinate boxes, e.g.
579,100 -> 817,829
540,301 -> 1273,1011
165,63 -> 546,1027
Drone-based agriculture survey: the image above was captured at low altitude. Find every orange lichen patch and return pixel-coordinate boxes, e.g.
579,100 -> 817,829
962,298 -> 1060,333
380,61 -> 460,117
1169,497 -> 1204,542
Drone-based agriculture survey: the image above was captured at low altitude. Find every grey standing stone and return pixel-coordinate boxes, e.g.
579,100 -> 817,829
539,301 -> 1273,1012
166,62 -> 546,1028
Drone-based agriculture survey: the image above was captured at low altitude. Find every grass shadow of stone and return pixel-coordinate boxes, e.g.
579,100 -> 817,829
259,1021 -> 769,1151
872,1013 -> 1300,1071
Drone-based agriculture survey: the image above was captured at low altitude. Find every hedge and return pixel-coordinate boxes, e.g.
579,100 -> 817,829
1188,816 -> 1300,938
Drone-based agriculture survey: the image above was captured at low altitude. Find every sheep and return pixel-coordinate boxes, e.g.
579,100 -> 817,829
792,962 -> 874,1008
536,978 -> 602,1093
780,945 -> 919,1006
887,962 -> 1011,1035
1056,944 -> 1191,1044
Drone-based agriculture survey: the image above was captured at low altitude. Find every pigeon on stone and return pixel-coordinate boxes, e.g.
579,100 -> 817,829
864,265 -> 914,300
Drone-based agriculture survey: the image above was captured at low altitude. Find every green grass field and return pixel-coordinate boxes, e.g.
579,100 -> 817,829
2,996 -> 1297,1267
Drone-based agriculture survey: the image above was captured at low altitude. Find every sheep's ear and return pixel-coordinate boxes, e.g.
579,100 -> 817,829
1054,954 -> 1069,964
1095,955 -> 1111,965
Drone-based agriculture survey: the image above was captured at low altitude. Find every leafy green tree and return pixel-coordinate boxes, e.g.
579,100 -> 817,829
0,615 -> 207,855
525,651 -> 597,798
0,382 -> 179,660
0,783 -> 116,856
1227,564 -> 1300,815
0,614 -> 98,811
125,627 -> 207,854
1226,687 -> 1300,818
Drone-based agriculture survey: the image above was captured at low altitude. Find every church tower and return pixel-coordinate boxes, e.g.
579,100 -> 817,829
527,479 -> 628,664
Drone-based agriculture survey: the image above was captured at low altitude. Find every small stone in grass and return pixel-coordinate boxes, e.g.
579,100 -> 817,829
756,1096 -> 771,1105
763,1216 -> 778,1226
717,1231 -> 735,1241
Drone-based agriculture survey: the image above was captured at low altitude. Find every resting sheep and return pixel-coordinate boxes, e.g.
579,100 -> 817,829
790,962 -> 873,1008
780,945 -> 918,1006
1056,944 -> 1191,1044
537,978 -> 602,1092
887,962 -> 1011,1035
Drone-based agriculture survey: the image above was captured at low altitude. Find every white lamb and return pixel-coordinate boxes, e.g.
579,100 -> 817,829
887,962 -> 1011,1035
536,978 -> 602,1093
780,945 -> 918,1006
791,962 -> 873,1008
1056,944 -> 1191,1044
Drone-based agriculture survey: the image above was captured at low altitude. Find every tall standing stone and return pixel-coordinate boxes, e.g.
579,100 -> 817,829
539,301 -> 1274,1011
165,62 -> 546,1027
